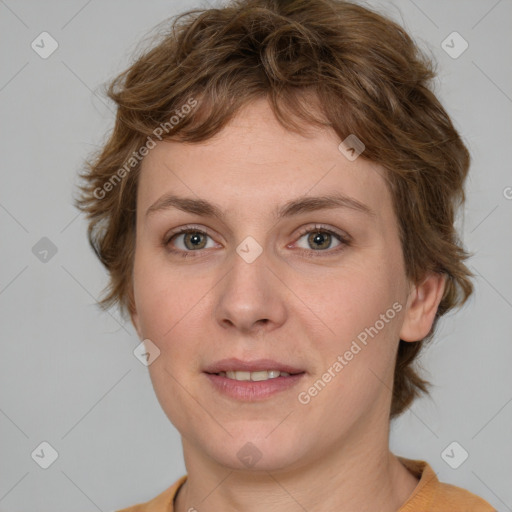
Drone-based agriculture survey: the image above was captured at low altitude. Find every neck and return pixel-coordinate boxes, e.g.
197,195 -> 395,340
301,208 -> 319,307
174,411 -> 418,512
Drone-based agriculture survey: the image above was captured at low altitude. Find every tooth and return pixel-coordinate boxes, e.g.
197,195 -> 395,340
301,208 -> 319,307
220,370 -> 294,381
251,371 -> 269,381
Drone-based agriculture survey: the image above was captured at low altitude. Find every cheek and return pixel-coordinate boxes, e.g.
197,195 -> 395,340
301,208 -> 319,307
132,246 -> 202,338
296,288 -> 403,430
304,258 -> 404,346
301,256 -> 406,400
132,251 -> 208,427
132,247 -> 215,381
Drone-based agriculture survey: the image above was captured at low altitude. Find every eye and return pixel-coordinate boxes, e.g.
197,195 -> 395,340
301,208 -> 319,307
292,224 -> 350,256
164,226 -> 217,257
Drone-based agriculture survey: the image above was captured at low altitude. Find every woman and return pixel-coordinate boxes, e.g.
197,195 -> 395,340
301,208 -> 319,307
76,0 -> 495,510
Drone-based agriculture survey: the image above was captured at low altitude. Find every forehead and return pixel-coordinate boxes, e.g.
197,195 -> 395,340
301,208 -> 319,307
137,99 -> 392,221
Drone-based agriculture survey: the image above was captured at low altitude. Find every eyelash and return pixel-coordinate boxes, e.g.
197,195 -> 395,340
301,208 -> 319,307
163,224 -> 351,259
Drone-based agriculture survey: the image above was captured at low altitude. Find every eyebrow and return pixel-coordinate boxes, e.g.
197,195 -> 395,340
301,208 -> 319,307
146,192 -> 376,220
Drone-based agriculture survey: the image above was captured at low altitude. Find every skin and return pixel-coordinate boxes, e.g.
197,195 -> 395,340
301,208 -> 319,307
131,98 -> 446,512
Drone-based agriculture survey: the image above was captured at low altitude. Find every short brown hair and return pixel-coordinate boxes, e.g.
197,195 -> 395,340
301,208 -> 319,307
76,0 -> 474,418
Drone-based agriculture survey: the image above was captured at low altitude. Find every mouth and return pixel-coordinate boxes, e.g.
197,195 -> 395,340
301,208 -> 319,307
212,369 -> 301,381
203,358 -> 306,401
203,357 -> 305,378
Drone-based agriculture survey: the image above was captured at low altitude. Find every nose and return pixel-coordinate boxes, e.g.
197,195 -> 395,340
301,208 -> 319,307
214,248 -> 288,336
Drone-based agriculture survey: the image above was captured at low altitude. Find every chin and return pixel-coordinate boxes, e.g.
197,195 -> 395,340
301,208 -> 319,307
198,427 -> 309,473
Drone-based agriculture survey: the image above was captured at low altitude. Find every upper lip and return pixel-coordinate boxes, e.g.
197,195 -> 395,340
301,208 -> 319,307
203,358 -> 305,374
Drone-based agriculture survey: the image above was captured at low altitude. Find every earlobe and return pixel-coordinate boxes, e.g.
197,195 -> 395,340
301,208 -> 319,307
399,272 -> 447,342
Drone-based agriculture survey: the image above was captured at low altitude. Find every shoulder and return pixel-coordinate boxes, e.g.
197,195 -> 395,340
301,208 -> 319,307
115,475 -> 187,512
398,458 -> 496,512
431,480 -> 496,511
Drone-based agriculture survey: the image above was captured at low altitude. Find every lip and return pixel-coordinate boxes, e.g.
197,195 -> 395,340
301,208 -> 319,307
204,372 -> 306,401
203,358 -> 305,374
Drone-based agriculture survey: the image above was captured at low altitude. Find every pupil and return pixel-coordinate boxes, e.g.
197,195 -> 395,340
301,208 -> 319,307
186,232 -> 205,249
310,231 -> 330,250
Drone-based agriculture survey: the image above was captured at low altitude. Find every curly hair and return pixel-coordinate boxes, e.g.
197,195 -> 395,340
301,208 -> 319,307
75,0 -> 474,418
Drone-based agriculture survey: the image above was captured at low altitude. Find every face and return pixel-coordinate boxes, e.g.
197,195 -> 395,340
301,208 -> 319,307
131,98 -> 438,472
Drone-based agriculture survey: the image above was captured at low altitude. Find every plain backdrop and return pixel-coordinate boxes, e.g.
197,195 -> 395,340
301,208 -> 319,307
1,0 -> 511,510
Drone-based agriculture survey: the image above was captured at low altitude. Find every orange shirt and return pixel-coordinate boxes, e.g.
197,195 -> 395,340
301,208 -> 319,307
117,458 -> 495,511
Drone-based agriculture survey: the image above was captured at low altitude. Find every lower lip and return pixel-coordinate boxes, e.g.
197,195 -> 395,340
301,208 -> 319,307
204,373 -> 305,401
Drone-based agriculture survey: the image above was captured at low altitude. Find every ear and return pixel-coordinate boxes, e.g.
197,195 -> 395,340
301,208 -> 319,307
130,308 -> 142,340
400,272 -> 447,342
126,282 -> 143,339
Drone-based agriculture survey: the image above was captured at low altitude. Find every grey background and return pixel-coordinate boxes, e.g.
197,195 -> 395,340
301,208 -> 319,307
1,0 -> 511,510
